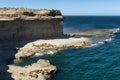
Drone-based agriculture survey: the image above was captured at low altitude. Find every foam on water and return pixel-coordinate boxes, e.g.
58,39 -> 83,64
87,28 -> 119,48
34,53 -> 44,57
34,51 -> 56,57
47,51 -> 55,55
87,38 -> 112,47
104,38 -> 112,42
116,28 -> 120,32
98,41 -> 104,44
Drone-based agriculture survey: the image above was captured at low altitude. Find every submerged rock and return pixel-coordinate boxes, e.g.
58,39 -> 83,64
8,59 -> 57,80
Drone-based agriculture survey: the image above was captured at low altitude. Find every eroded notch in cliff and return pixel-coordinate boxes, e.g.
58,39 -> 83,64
22,12 -> 36,16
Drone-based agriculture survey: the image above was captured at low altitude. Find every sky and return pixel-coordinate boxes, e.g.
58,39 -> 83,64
0,0 -> 120,15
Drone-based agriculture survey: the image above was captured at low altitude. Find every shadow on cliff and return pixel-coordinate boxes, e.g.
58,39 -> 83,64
0,39 -> 41,80
0,44 -> 15,80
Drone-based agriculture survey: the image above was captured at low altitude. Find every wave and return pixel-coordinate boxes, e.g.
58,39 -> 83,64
47,51 -> 55,55
87,38 -> 112,47
87,28 -> 120,48
33,51 -> 55,57
115,28 -> 120,33
105,38 -> 112,42
34,53 -> 44,57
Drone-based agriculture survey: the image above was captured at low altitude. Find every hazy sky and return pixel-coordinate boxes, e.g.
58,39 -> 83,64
0,0 -> 120,15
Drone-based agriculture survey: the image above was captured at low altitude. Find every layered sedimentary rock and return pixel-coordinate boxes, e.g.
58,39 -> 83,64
8,59 -> 57,80
0,8 -> 63,41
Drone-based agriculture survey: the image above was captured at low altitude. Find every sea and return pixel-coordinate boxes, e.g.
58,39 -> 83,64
15,16 -> 120,80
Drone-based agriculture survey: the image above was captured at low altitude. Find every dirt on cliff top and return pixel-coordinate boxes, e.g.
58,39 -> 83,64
0,8 -> 63,20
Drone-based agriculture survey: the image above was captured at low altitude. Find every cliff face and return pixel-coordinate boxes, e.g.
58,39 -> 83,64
0,8 -> 63,41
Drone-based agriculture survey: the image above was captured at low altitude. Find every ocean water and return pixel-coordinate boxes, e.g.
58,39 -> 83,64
15,16 -> 120,80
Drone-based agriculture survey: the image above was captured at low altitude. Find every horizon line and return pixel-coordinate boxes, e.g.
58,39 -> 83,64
63,15 -> 120,16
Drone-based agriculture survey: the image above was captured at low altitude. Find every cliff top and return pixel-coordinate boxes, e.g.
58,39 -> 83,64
0,8 -> 63,21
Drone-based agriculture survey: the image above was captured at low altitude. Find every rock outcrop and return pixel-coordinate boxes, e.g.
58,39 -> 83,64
0,8 -> 63,41
15,37 -> 92,60
8,59 -> 57,80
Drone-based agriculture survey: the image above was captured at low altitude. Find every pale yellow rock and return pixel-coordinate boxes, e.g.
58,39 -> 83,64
8,59 -> 57,80
15,37 -> 92,59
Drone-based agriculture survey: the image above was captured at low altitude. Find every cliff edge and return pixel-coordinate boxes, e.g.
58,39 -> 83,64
0,8 -> 63,41
0,8 -> 63,20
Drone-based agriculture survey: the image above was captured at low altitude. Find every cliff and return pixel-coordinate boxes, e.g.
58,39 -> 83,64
0,8 -> 63,41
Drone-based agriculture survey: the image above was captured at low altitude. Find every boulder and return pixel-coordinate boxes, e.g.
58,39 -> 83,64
8,59 -> 57,80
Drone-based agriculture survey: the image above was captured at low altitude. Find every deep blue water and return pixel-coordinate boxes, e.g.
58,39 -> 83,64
64,16 -> 120,29
15,16 -> 120,80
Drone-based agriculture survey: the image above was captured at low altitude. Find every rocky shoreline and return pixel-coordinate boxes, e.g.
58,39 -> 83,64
7,28 -> 118,80
7,37 -> 92,80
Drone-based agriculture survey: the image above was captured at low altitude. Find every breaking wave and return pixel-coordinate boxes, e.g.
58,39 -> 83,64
87,28 -> 120,47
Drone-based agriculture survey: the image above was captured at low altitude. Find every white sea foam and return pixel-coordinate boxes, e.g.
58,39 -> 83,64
87,43 -> 98,47
91,41 -> 104,47
87,38 -> 113,48
116,28 -> 120,32
87,28 -> 120,48
112,35 -> 115,38
87,42 -> 104,47
104,38 -> 112,42
113,28 -> 120,33
98,41 -> 104,44
34,53 -> 43,57
33,51 -> 55,57
47,51 -> 54,55
91,43 -> 98,46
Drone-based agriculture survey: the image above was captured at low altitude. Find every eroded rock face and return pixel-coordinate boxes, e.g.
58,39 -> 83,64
8,59 -> 57,80
0,8 -> 63,41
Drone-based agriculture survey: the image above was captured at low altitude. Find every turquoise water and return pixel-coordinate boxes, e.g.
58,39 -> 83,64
15,16 -> 120,80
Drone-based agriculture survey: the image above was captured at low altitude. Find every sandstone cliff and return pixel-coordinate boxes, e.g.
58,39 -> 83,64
0,8 -> 63,41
